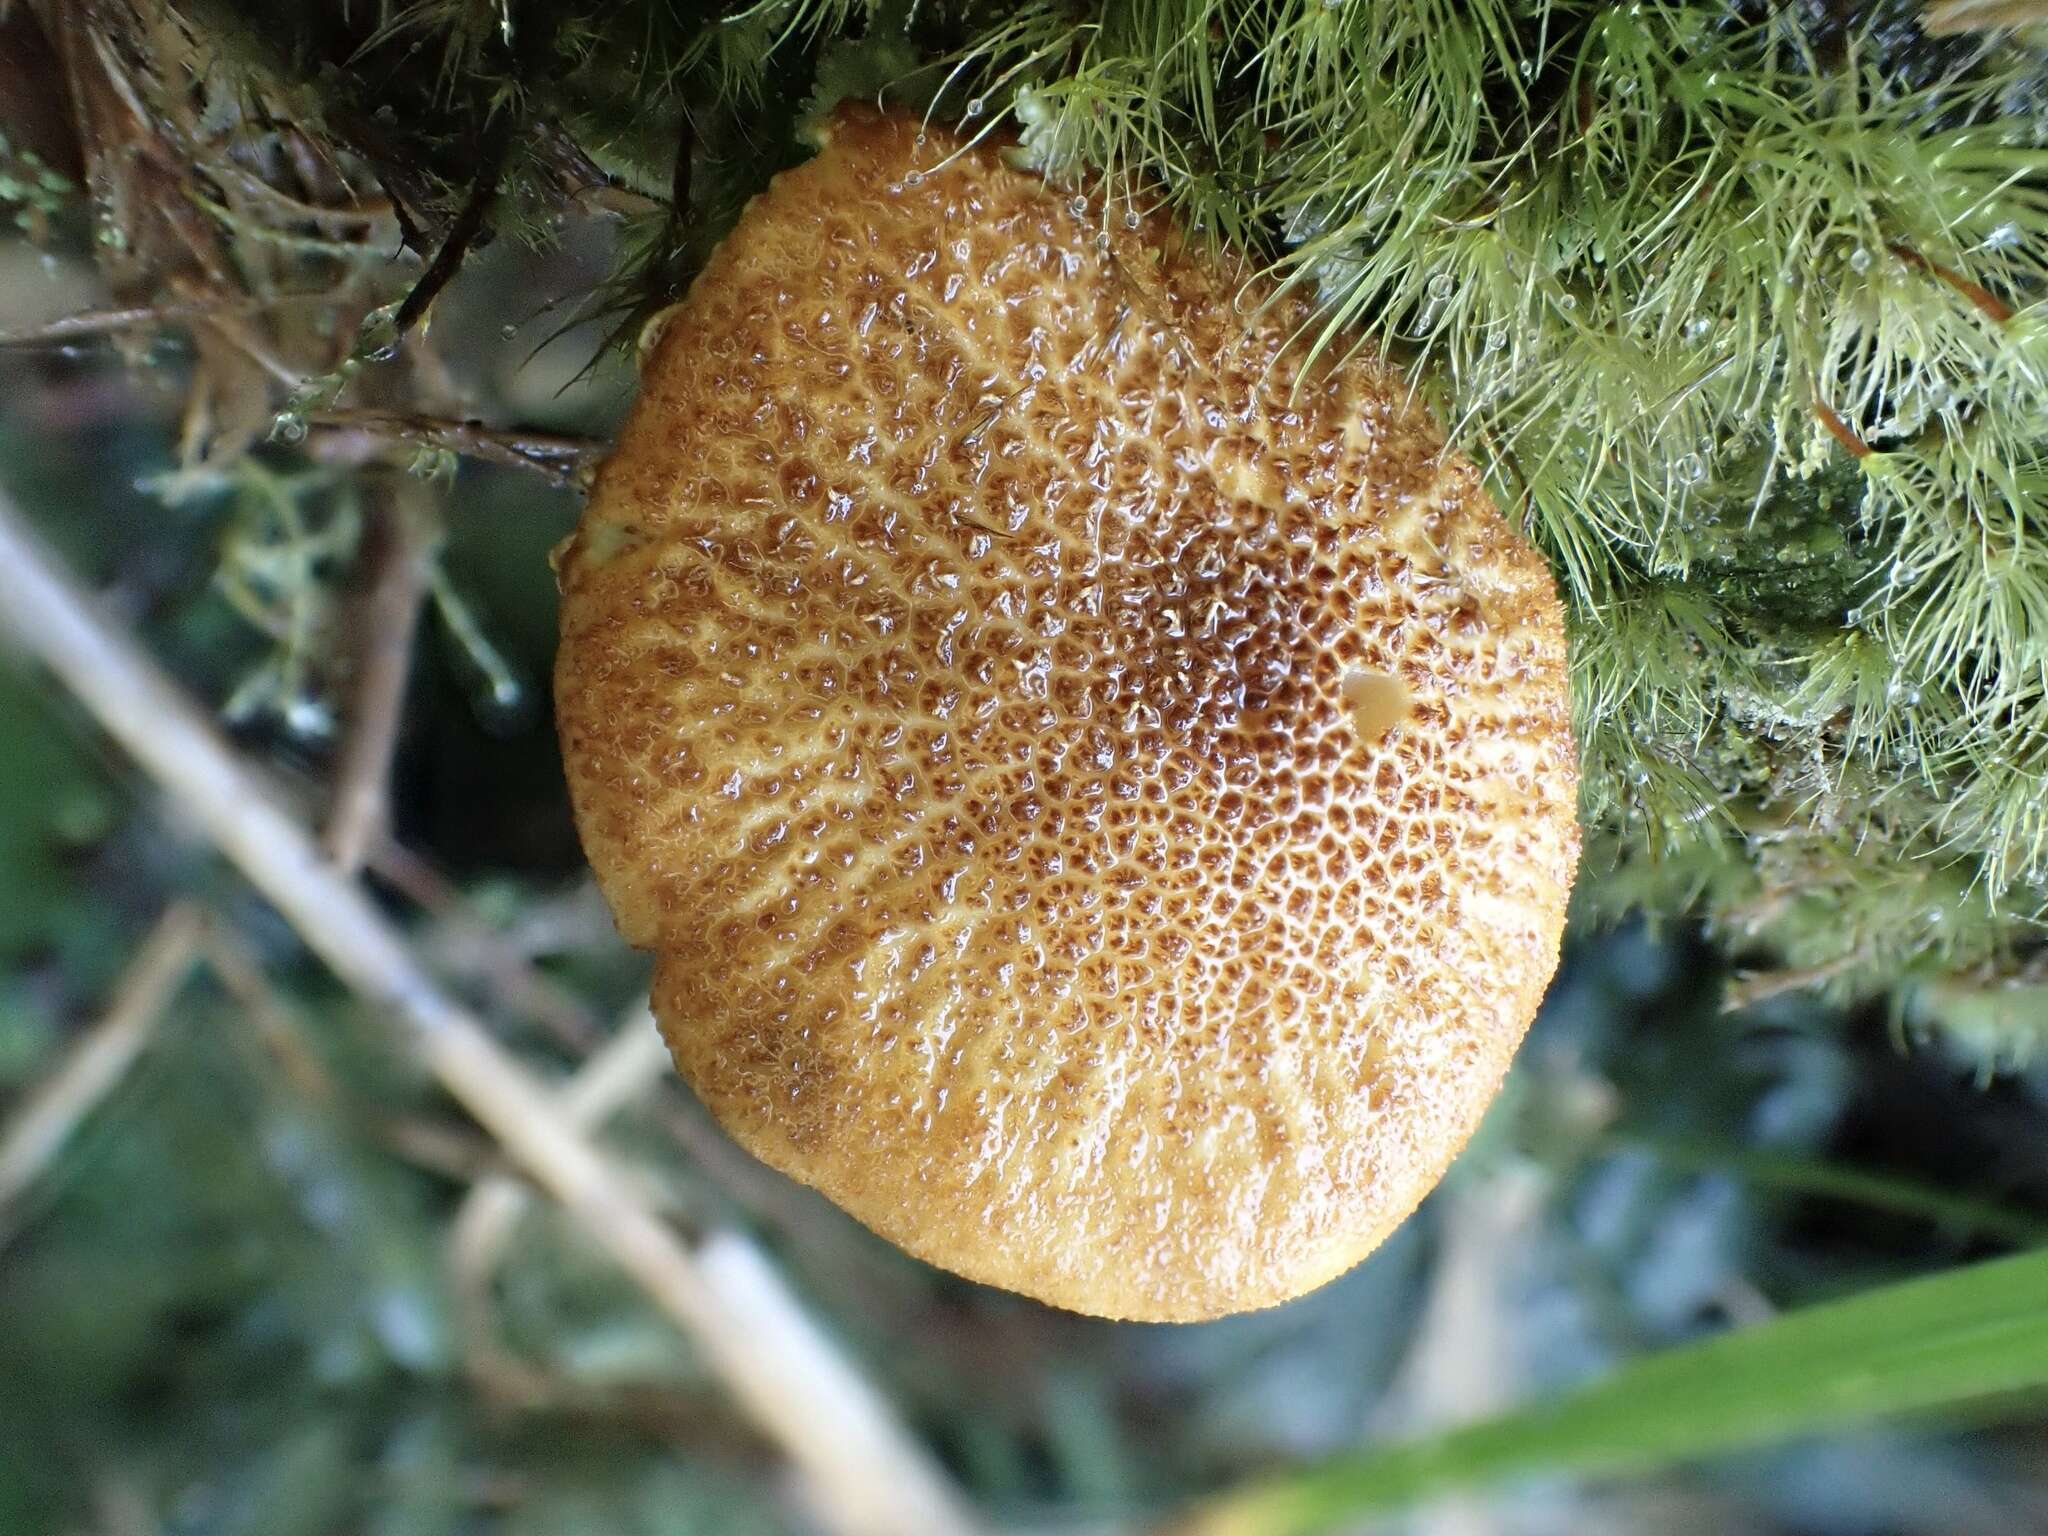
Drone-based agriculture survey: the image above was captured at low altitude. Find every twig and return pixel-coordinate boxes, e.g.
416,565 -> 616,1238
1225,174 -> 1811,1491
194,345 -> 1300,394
1922,0 -> 2048,34
657,1090 -> 877,1255
451,1005 -> 675,1403
394,113 -> 513,339
1722,951 -> 1862,1012
369,838 -> 603,1051
305,409 -> 606,491
0,485 -> 981,1536
0,903 -> 204,1237
325,484 -> 435,870
0,298 -> 290,347
196,914 -> 340,1105
1888,243 -> 2015,325
1812,397 -> 1871,459
1367,1169 -> 1546,1536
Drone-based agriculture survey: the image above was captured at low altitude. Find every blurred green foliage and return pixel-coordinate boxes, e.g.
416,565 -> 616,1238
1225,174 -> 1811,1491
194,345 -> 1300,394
5,5 -> 2048,1534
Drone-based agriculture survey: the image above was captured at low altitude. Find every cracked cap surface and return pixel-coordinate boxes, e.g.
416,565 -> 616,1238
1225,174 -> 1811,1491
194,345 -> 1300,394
554,107 -> 1579,1320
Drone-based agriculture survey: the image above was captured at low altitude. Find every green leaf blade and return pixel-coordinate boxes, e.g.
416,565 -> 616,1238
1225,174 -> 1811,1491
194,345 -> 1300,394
1183,1246 -> 2048,1536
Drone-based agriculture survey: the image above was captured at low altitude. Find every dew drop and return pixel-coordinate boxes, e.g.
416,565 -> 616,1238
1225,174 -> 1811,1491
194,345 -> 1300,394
271,413 -> 308,445
1558,293 -> 1578,311
1069,196 -> 1088,218
1427,272 -> 1456,301
965,97 -> 985,117
283,695 -> 333,739
1848,246 -> 1872,274
1674,452 -> 1706,485
499,323 -> 517,340
1342,669 -> 1411,746
905,171 -> 923,186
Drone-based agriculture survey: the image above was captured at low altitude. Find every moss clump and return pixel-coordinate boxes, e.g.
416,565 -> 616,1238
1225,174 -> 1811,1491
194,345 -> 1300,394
22,0 -> 2048,1061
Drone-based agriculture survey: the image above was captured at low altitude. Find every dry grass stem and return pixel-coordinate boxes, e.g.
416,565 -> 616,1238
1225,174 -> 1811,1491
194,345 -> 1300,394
0,902 -> 204,1240
0,486 -> 983,1536
324,483 -> 435,871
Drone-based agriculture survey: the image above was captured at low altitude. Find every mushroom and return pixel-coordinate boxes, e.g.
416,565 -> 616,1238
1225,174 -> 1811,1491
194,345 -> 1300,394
554,107 -> 1579,1321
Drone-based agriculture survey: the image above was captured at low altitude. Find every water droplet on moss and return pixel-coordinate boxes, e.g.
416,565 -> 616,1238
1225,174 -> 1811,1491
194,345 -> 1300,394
1427,272 -> 1455,301
1849,246 -> 1873,273
1675,453 -> 1706,485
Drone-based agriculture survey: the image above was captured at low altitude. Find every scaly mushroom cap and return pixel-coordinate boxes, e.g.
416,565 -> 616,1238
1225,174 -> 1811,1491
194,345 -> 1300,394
554,107 -> 1579,1321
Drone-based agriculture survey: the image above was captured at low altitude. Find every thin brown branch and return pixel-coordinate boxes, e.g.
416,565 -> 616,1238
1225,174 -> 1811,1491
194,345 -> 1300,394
1722,951 -> 1864,1012
325,484 -> 435,871
0,902 -> 204,1239
0,487 -> 980,1536
1922,0 -> 2048,33
1812,398 -> 1871,458
305,409 -> 606,491
205,912 -> 500,1177
369,838 -> 603,1051
451,1007 -> 676,1403
394,113 -> 513,339
196,914 -> 340,1104
0,300 -> 227,347
1888,243 -> 2015,324
178,277 -> 305,390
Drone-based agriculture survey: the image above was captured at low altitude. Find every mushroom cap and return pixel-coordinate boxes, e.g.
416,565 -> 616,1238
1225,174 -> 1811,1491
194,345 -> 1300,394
554,107 -> 1579,1321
